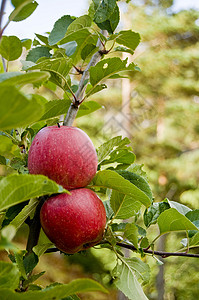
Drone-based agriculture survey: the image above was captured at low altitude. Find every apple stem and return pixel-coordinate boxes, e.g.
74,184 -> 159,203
63,30 -> 107,126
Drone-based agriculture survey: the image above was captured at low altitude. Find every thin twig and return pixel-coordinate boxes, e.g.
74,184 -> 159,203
0,0 -> 7,31
63,30 -> 107,126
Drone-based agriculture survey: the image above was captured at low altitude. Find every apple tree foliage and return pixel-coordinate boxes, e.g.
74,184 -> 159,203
0,0 -> 199,299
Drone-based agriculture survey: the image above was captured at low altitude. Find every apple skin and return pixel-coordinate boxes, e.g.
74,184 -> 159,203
40,188 -> 107,254
28,126 -> 98,189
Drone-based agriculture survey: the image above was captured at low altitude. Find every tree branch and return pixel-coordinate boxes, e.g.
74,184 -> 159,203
116,242 -> 199,258
45,242 -> 199,258
63,30 -> 107,126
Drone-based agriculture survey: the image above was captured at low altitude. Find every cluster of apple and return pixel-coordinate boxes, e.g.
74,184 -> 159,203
28,125 -> 107,254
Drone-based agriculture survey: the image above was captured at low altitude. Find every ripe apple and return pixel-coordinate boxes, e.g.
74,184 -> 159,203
28,126 -> 98,189
40,188 -> 107,254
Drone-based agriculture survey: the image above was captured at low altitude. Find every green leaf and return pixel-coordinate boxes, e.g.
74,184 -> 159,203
81,43 -> 97,61
85,83 -> 107,98
116,30 -> 141,51
0,261 -> 20,289
0,71 -> 50,87
39,99 -> 102,121
93,0 -> 117,24
0,278 -> 107,299
117,170 -> 153,201
97,136 -> 132,165
26,46 -> 51,63
127,164 -> 148,181
77,101 -> 102,118
189,231 -> 199,247
60,41 -> 77,57
66,15 -> 92,34
89,57 -> 137,87
14,250 -> 27,279
9,1 -> 38,22
59,29 -> 97,64
111,222 -> 127,232
21,38 -> 32,50
0,174 -> 67,212
96,4 -> 119,34
27,57 -> 73,84
48,15 -> 75,46
0,155 -> 7,165
167,200 -> 192,215
144,202 -> 170,227
186,210 -> 199,229
0,86 -> 44,130
114,46 -> 134,55
110,191 -> 141,219
92,170 -> 151,207
113,257 -> 150,300
23,271 -> 45,288
157,208 -> 198,234
10,198 -> 39,230
0,36 -> 22,61
124,224 -> 138,249
35,34 -> 49,45
33,243 -> 54,257
23,252 -> 39,275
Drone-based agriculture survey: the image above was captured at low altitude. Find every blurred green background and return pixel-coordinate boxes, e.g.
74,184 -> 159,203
0,1 -> 199,299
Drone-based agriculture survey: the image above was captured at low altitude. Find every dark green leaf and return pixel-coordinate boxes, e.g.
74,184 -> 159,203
24,252 -> 38,275
0,155 -> 6,165
117,170 -> 153,201
81,43 -> 97,61
0,36 -> 22,61
26,46 -> 51,63
116,30 -> 141,51
111,222 -> 127,232
48,15 -> 75,46
186,210 -> 199,229
0,86 -> 44,130
96,4 -> 119,34
93,0 -> 117,24
0,174 -> 67,211
144,202 -> 170,227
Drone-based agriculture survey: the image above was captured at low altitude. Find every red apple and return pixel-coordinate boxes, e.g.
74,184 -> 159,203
28,126 -> 98,189
40,188 -> 107,254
